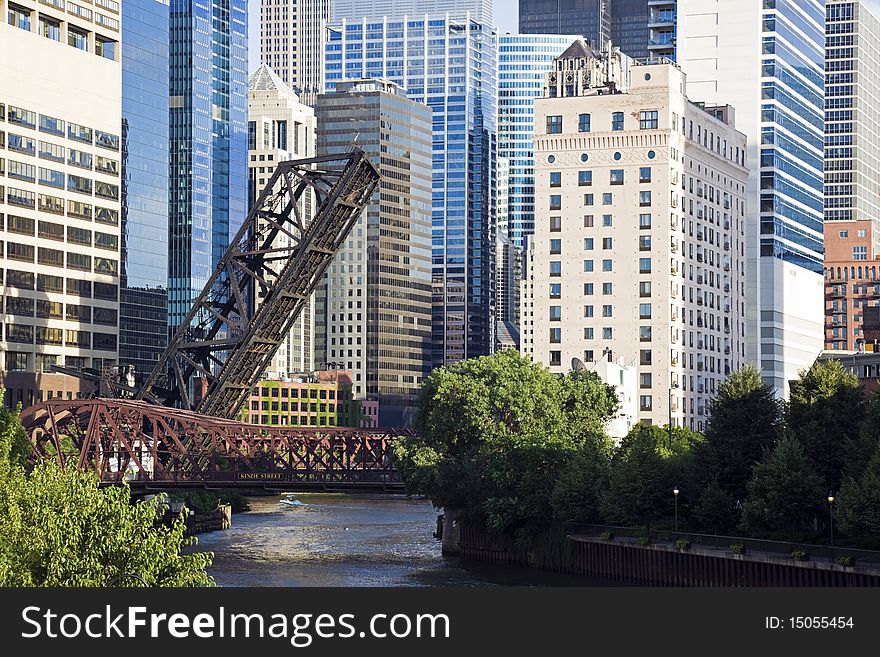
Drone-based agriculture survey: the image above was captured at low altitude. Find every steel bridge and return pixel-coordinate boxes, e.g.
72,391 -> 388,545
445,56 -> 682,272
20,151 -> 404,490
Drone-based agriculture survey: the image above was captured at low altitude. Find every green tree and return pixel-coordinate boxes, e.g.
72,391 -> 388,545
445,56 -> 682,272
550,439 -> 610,525
787,359 -> 864,492
847,389 -> 880,481
0,403 -> 214,587
692,480 -> 738,535
739,437 -> 825,538
694,365 -> 782,503
0,394 -> 31,472
837,442 -> 880,539
600,424 -> 701,528
394,350 -> 618,542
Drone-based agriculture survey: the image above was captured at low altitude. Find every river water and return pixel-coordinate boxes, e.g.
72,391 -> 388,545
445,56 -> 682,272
196,494 -> 608,587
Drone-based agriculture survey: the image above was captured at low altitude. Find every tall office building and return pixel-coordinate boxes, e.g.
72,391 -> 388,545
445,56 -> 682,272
331,0 -> 493,23
525,49 -> 749,430
259,0 -> 329,106
611,0 -> 650,59
247,65 -> 316,377
495,232 -> 521,350
168,0 -> 249,332
498,33 -> 579,248
647,1 -> 676,60
315,79 -> 433,426
1,0 -> 123,408
823,1 -> 880,353
519,0 -> 610,48
120,0 -> 170,383
325,15 -> 498,366
678,0 -> 826,396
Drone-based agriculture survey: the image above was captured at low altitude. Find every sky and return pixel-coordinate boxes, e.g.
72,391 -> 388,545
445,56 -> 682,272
246,0 -> 520,73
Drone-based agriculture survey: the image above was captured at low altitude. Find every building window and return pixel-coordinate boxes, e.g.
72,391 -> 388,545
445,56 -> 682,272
585,305 -> 594,318
550,327 -> 561,343
639,213 -> 652,229
639,110 -> 659,130
584,214 -> 594,227
96,37 -> 117,61
550,194 -> 561,210
602,259 -> 612,272
7,4 -> 31,31
853,246 -> 867,260
584,193 -> 594,206
602,305 -> 612,317
550,216 -> 562,232
578,170 -> 592,186
584,238 -> 594,250
550,171 -> 561,187
610,169 -> 624,185
640,395 -> 653,411
546,115 -> 562,134
603,214 -> 612,227
585,328 -> 594,340
584,259 -> 594,272
602,327 -> 613,339
639,167 -> 652,183
578,113 -> 591,132
602,282 -> 613,295
639,303 -> 652,319
639,236 -> 652,251
248,121 -> 256,150
550,351 -> 561,366
640,191 -> 652,206
602,193 -> 613,205
858,229 -> 867,238
584,283 -> 594,295
68,27 -> 89,52
640,373 -> 653,389
639,281 -> 651,297
550,261 -> 561,277
550,283 -> 561,299
39,15 -> 61,41
640,349 -> 652,365
640,326 -> 652,342
612,112 -> 624,131
550,239 -> 562,254
603,237 -> 613,250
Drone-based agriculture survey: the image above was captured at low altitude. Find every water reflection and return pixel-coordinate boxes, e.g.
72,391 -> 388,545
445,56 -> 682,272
196,494 -> 610,587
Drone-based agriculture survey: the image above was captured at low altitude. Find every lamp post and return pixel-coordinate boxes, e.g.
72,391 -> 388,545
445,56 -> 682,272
673,487 -> 680,534
828,495 -> 835,547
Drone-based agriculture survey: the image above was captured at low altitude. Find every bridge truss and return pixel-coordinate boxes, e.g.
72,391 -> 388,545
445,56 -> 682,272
22,399 -> 405,491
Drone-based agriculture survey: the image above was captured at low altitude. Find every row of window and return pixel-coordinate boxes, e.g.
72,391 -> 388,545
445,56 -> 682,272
545,110 -> 659,135
549,167 -> 653,187
549,190 -> 653,210
4,297 -> 117,325
2,214 -> 117,249
0,198 -> 118,225
1,103 -> 119,151
6,3 -> 118,59
250,401 -> 339,413
1,323 -> 116,350
3,241 -> 118,274
254,387 -> 338,400
0,268 -> 117,299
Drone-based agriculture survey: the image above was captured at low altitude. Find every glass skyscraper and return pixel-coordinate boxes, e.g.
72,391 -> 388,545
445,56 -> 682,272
121,0 -> 170,382
519,0 -> 609,48
168,0 -> 249,331
678,0 -> 826,395
325,16 -> 498,366
498,34 -> 578,248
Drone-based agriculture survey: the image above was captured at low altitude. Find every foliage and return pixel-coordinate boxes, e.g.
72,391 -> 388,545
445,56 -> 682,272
600,423 -> 701,528
848,390 -> 880,481
837,442 -> 880,538
787,359 -> 864,492
675,538 -> 691,551
838,555 -> 854,567
692,480 -> 739,535
790,550 -> 809,562
694,365 -> 782,503
600,531 -> 614,542
729,544 -> 745,555
739,438 -> 825,537
394,350 -> 618,543
637,537 -> 650,546
549,439 -> 610,525
0,395 -> 31,472
169,490 -> 250,514
0,404 -> 214,587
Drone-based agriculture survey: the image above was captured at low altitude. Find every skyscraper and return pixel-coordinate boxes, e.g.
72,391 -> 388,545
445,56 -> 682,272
823,1 -> 880,352
647,1 -> 676,60
519,0 -> 610,48
678,0 -> 826,396
498,33 -> 580,248
259,0 -> 330,106
121,0 -> 170,383
247,65 -> 316,377
1,0 -> 123,407
610,0 -> 650,59
325,16 -> 498,367
168,0 -> 249,332
526,46 -> 749,430
332,0 -> 494,23
315,79 -> 433,425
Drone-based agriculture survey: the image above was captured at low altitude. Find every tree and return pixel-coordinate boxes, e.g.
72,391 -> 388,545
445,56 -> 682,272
694,365 -> 782,503
739,437 -> 825,538
692,480 -> 738,535
847,389 -> 880,481
837,442 -> 880,539
550,439 -> 610,525
0,394 -> 31,472
787,359 -> 864,492
600,423 -> 701,528
394,350 -> 618,542
0,403 -> 215,587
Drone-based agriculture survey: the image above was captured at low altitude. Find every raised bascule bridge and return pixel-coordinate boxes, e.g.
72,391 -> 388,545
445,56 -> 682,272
21,150 -> 407,492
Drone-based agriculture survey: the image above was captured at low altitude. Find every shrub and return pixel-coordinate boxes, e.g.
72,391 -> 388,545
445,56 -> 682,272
637,536 -> 651,546
837,555 -> 854,567
675,538 -> 691,551
600,531 -> 614,542
790,550 -> 809,562
730,543 -> 746,555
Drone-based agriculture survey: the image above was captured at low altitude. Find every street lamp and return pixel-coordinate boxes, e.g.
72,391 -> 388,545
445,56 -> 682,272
828,495 -> 835,546
668,383 -> 679,450
673,487 -> 680,534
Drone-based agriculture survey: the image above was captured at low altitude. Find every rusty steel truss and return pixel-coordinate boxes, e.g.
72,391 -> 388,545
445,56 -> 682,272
21,399 -> 405,490
137,150 -> 380,418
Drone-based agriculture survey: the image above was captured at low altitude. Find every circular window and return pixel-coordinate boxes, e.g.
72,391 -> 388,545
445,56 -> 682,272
548,155 -> 556,163
580,153 -> 589,162
613,152 -> 622,161
647,150 -> 656,160
644,73 -> 652,81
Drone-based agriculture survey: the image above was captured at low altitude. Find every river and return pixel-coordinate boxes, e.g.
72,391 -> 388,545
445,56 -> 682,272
196,493 -> 609,587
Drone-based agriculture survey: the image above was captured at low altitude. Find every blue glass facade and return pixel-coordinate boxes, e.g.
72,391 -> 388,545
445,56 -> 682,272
499,34 -> 577,248
325,17 -> 498,366
121,0 -> 170,382
168,0 -> 249,331
760,0 -> 825,274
